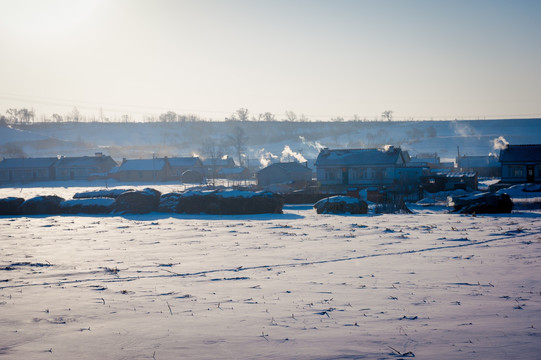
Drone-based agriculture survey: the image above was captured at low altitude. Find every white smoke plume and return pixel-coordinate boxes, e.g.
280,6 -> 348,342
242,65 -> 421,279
257,149 -> 278,168
299,136 -> 325,151
492,136 -> 509,150
281,145 -> 307,163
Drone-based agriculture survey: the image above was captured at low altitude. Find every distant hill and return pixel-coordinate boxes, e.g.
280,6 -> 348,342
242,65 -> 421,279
2,119 -> 540,167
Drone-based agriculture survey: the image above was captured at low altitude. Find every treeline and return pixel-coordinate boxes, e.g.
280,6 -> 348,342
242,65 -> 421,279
1,107 -> 398,125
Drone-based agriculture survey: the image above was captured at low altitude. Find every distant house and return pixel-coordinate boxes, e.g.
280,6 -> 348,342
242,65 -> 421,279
499,144 -> 541,183
457,155 -> 500,178
257,162 -> 312,188
219,166 -> 251,180
314,147 -> 422,191
55,153 -> 117,180
111,158 -> 170,182
167,157 -> 205,182
203,156 -> 236,178
0,157 -> 58,183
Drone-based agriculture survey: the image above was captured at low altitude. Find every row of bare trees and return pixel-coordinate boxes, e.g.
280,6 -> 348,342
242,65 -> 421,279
1,107 -> 396,125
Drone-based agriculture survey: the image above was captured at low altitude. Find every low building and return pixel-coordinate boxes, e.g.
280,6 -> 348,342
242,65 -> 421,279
257,162 -> 312,188
421,171 -> 478,193
54,153 -> 117,180
0,157 -> 58,183
457,155 -> 500,177
167,157 -> 205,181
499,144 -> 541,183
203,156 -> 236,179
111,158 -> 170,182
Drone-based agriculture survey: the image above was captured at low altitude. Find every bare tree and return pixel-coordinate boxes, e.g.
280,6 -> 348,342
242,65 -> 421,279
285,110 -> 297,122
201,137 -> 227,185
159,111 -> 178,122
228,126 -> 248,167
382,110 -> 393,122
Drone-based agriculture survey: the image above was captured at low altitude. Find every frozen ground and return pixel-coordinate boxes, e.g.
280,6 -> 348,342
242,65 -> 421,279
1,184 -> 541,359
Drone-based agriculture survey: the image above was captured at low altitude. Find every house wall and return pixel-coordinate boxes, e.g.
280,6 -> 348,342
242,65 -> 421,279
317,166 -> 396,186
501,163 -> 541,183
0,167 -> 53,182
113,170 -> 168,182
55,167 -> 100,180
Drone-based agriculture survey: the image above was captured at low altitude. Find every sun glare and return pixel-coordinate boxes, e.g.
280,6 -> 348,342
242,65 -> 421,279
4,0 -> 103,37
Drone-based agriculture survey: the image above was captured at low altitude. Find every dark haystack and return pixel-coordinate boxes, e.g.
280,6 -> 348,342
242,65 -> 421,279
17,195 -> 65,215
0,197 -> 25,215
314,196 -> 368,214
60,198 -> 115,214
158,192 -> 183,212
450,192 -> 513,214
112,188 -> 162,214
175,191 -> 284,215
73,189 -> 133,199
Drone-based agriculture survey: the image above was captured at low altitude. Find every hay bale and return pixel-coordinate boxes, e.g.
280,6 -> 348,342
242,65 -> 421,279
112,188 -> 162,214
73,189 -> 133,199
314,196 -> 368,214
175,190 -> 284,215
17,195 -> 65,215
0,197 -> 25,215
60,198 -> 115,214
450,192 -> 513,214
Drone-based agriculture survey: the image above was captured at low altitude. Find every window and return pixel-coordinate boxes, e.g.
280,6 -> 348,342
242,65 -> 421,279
508,166 -> 524,177
325,168 -> 339,181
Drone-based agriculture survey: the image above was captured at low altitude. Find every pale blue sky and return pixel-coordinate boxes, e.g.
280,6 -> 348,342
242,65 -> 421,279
0,0 -> 540,120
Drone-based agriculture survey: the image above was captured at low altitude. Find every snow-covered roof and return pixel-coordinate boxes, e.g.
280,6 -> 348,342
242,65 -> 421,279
499,144 -> 541,163
203,157 -> 236,167
0,157 -> 58,169
116,159 -> 167,171
168,157 -> 202,167
315,147 -> 404,167
55,155 -> 117,168
258,162 -> 311,174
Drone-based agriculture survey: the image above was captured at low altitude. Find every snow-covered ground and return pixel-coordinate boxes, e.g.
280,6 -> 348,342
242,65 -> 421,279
1,184 -> 541,359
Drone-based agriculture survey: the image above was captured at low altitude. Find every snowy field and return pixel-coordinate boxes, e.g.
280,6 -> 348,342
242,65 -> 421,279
1,184 -> 541,359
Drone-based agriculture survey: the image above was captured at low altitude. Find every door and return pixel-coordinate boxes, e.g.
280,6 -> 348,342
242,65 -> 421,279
342,168 -> 349,185
527,165 -> 534,183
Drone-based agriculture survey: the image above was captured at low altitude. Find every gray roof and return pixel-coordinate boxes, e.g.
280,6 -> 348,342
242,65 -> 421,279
55,155 -> 117,168
458,155 -> 499,168
0,157 -> 58,169
259,162 -> 311,174
315,147 -> 404,167
116,158 -> 167,171
499,145 -> 541,163
168,157 -> 202,167
203,157 -> 236,167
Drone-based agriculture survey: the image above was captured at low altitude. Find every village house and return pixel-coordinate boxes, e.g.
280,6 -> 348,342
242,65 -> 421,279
54,153 -> 118,180
111,158 -> 170,182
257,162 -> 312,188
457,155 -> 500,177
167,157 -> 205,182
0,157 -> 58,183
499,144 -> 541,183
315,147 -> 427,195
203,155 -> 236,179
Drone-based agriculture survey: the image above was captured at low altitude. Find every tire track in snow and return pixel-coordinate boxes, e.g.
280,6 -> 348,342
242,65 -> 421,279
0,230 -> 533,290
